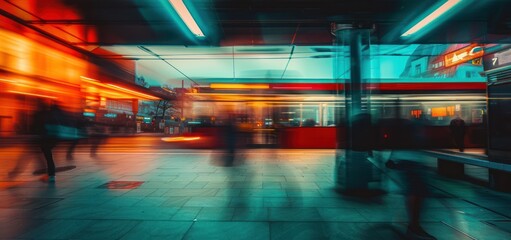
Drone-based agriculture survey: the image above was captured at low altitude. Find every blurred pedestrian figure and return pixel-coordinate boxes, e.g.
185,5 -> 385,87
449,115 -> 466,152
8,100 -> 47,179
179,119 -> 185,135
88,120 -> 107,158
351,113 -> 374,156
411,114 -> 429,149
10,102 -> 80,181
223,114 -> 238,166
65,112 -> 87,161
302,118 -> 316,127
385,159 -> 436,240
381,114 -> 436,240
35,101 -> 66,182
482,110 -> 488,155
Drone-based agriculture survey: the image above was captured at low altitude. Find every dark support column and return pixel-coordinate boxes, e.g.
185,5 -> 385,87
437,159 -> 464,178
334,24 -> 379,194
489,169 -> 511,192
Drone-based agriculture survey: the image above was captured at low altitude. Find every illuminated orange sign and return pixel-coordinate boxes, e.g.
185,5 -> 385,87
446,106 -> 455,116
444,44 -> 484,67
411,109 -> 422,118
431,107 -> 446,117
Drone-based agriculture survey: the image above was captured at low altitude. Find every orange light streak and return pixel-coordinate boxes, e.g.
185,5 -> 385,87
0,78 -> 16,83
1,78 -> 68,94
107,84 -> 160,100
8,91 -> 58,99
80,76 -> 160,100
161,136 -> 201,142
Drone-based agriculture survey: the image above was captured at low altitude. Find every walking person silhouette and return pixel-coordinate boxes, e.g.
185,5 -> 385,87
449,115 -> 466,152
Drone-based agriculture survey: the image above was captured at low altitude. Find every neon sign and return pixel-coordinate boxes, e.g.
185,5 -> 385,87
444,44 -> 484,67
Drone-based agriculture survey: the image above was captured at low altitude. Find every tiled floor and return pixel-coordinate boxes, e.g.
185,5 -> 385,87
2,147 -> 511,239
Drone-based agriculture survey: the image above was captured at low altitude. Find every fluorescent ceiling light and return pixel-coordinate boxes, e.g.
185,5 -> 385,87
401,0 -> 462,38
168,0 -> 205,37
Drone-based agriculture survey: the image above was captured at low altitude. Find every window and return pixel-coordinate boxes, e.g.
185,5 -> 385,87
415,64 -> 421,75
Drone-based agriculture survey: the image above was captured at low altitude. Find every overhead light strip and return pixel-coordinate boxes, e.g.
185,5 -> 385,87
168,0 -> 205,37
401,0 -> 463,38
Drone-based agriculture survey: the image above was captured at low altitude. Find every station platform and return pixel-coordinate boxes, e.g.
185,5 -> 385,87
2,148 -> 511,239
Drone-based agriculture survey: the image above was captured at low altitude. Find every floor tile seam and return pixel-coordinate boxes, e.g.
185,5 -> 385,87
486,219 -> 511,223
16,201 -> 66,212
461,203 -> 511,219
440,220 -> 479,240
69,217 -> 181,221
31,218 -> 197,223
115,221 -> 147,240
179,219 -> 197,240
11,218 -> 437,225
426,178 -> 511,220
203,206 -> 265,221
259,196 -> 341,199
315,208 -> 370,221
191,206 -> 342,211
224,219 -> 375,223
436,191 -> 511,220
263,206 -> 351,209
156,220 -> 439,224
483,221 -> 511,236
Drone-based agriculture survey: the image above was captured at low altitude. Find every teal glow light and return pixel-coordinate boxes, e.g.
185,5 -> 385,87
168,0 -> 205,37
401,0 -> 462,38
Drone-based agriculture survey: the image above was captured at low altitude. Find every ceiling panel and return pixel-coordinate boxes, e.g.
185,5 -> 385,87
145,45 -> 234,59
284,56 -> 333,80
135,60 -> 189,87
99,46 -> 153,59
166,58 -> 234,82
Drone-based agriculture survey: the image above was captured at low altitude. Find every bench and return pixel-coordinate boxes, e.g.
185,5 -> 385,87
421,149 -> 511,192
